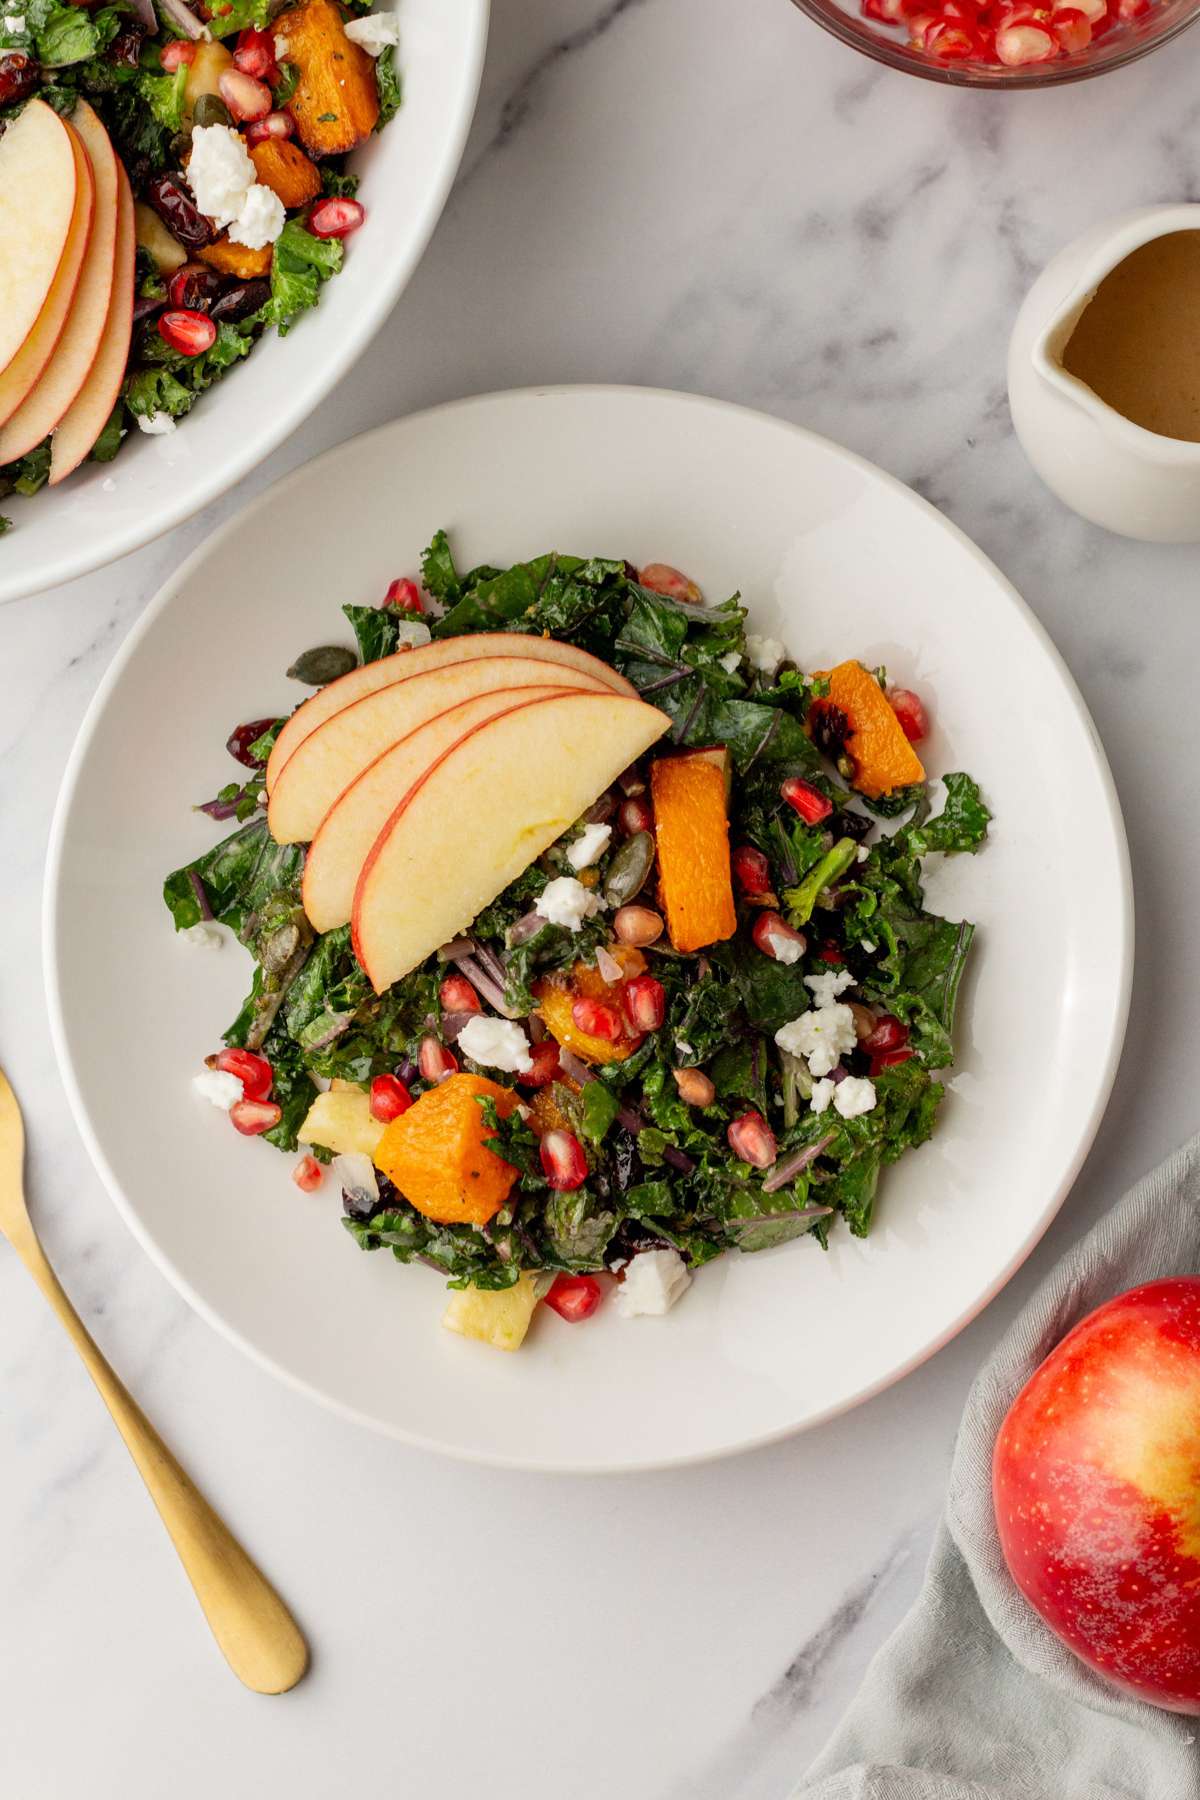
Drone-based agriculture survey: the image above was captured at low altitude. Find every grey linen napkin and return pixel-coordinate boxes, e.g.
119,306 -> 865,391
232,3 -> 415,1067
798,1135 -> 1200,1800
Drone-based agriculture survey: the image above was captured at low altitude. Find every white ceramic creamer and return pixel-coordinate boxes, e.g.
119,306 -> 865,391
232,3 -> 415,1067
1009,204 -> 1200,543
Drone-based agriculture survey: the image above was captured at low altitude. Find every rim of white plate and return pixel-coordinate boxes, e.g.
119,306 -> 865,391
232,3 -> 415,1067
43,386 -> 1134,1472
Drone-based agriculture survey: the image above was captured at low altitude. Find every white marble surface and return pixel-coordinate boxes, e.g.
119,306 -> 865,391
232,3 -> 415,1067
3,2 -> 1199,1794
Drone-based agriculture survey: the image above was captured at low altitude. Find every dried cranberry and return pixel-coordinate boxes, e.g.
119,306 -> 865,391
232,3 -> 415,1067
167,262 -> 223,312
210,278 -> 271,324
808,699 -> 850,761
226,717 -> 279,767
107,23 -> 146,68
0,51 -> 39,106
146,171 -> 217,251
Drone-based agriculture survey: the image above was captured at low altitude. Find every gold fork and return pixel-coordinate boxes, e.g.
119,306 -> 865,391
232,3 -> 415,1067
0,1066 -> 308,1694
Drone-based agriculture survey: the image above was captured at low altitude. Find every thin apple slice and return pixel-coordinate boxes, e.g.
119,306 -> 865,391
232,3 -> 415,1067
0,99 -> 79,382
48,155 -> 135,486
0,121 -> 94,431
269,654 -> 610,845
352,691 -> 670,993
4,103 -> 121,467
265,632 -> 637,795
303,684 -> 578,933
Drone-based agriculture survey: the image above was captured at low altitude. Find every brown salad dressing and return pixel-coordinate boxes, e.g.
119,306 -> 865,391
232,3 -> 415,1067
1062,231 -> 1200,443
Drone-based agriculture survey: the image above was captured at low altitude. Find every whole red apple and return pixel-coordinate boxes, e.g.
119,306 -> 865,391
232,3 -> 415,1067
994,1277 -> 1200,1712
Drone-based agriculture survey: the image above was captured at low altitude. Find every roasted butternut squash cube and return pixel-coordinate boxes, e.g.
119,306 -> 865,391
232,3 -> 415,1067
198,235 -> 273,279
373,1073 -> 520,1227
534,945 -> 646,1065
281,0 -> 379,156
811,661 -> 925,800
249,137 -> 322,209
650,751 -> 737,953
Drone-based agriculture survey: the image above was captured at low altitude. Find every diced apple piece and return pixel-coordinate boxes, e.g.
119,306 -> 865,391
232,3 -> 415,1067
299,1087 -> 384,1159
352,691 -> 670,994
266,633 -> 638,795
1,103 -> 120,466
302,685 -> 576,932
47,154 -> 134,485
134,200 -> 187,275
270,655 -> 607,846
442,1272 -> 547,1352
0,122 -> 93,431
183,40 -> 234,128
0,99 -> 80,383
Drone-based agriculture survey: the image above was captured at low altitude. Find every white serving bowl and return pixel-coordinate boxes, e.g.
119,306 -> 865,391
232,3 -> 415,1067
0,0 -> 488,605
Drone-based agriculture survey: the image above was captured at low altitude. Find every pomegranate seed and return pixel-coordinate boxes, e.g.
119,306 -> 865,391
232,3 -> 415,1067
994,21 -> 1056,59
727,1111 -> 778,1170
439,974 -> 481,1014
637,563 -> 702,604
622,974 -> 666,1034
1049,5 -> 1091,44
232,25 -> 276,77
906,10 -> 939,42
571,996 -> 623,1042
862,0 -> 906,18
308,197 -> 366,240
384,577 -> 424,613
926,18 -> 979,50
292,1154 -> 323,1192
781,777 -> 833,825
1071,0 -> 1106,19
849,1001 -> 877,1043
158,309 -> 216,357
160,39 -> 197,70
618,796 -> 653,836
370,1073 -> 413,1122
612,904 -> 663,946
1115,0 -> 1148,16
230,1098 -> 282,1136
167,262 -> 222,311
751,911 -> 806,962
218,67 -> 272,121
215,1046 -> 273,1101
732,845 -> 772,896
863,1015 -> 909,1055
540,1128 -> 588,1191
673,1067 -> 716,1107
871,1046 -> 915,1076
544,1273 -> 603,1322
816,941 -> 844,965
419,1036 -> 458,1082
226,716 -> 278,767
886,686 -> 930,744
517,1039 -> 561,1088
244,110 -> 295,144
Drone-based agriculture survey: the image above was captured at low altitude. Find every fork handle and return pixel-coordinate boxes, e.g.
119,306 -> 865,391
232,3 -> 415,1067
12,1222 -> 308,1694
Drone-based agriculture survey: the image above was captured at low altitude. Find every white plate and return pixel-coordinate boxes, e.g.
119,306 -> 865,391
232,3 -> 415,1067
0,0 -> 488,605
45,387 -> 1132,1472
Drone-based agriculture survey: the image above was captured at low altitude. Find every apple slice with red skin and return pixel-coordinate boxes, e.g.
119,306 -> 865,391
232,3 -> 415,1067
0,120 -> 94,432
352,691 -> 670,993
0,102 -> 120,464
0,99 -> 80,383
303,684 -> 579,933
269,654 -> 611,845
265,632 -> 637,795
48,156 -> 135,486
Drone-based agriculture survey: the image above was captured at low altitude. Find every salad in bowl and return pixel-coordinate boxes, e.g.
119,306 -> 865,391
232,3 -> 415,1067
165,535 -> 990,1352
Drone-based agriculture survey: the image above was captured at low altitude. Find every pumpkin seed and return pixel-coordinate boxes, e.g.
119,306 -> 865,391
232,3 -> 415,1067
603,831 -> 655,906
287,644 -> 357,686
193,93 -> 232,129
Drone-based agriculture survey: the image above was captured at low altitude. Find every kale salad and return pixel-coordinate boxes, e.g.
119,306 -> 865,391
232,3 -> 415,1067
165,534 -> 990,1350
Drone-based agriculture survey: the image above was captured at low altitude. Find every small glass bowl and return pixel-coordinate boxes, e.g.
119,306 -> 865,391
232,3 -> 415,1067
788,0 -> 1200,86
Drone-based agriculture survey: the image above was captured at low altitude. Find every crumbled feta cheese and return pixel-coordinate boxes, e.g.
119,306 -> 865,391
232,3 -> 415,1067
193,1069 -> 243,1110
775,1004 -> 858,1078
675,1040 -> 695,1058
344,10 -> 399,53
832,1075 -> 877,1119
137,411 -> 176,436
186,124 -> 256,231
763,920 -> 804,965
3,14 -> 26,31
804,968 -> 855,1009
566,822 -> 612,871
860,938 -> 876,954
181,922 -> 223,950
719,651 -> 742,674
538,876 -> 602,932
273,31 -> 290,54
456,1016 -> 533,1075
745,633 -> 786,676
856,845 -> 870,863
614,1248 -> 691,1318
392,619 -> 432,650
229,182 -> 285,250
810,1078 -> 835,1115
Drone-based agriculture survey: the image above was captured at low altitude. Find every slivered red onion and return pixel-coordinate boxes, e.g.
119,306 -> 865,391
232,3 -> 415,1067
829,1066 -> 847,1085
615,1104 -> 644,1133
762,1134 -> 836,1194
469,938 -> 509,989
529,1013 -> 547,1044
451,952 -> 519,1020
437,936 -> 473,960
158,0 -> 209,37
595,945 -> 623,984
395,1057 -> 417,1085
663,1145 -> 696,1174
439,1010 -> 479,1043
559,1049 -> 597,1087
585,792 -> 616,824
188,869 -> 214,921
507,910 -> 544,947
129,0 -> 157,30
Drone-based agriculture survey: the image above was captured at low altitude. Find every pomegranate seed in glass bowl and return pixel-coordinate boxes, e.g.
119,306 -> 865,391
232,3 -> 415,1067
786,0 -> 1200,85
